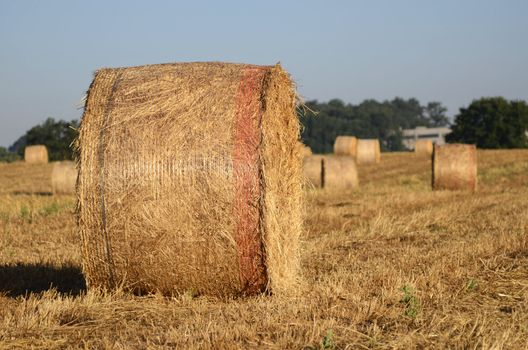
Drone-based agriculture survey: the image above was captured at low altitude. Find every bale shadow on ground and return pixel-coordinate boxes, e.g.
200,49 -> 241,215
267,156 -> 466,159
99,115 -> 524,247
11,191 -> 53,196
0,262 -> 86,297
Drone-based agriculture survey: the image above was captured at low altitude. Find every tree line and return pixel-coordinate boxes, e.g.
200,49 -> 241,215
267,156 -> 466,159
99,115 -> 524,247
446,97 -> 528,148
0,97 -> 526,162
300,98 -> 450,153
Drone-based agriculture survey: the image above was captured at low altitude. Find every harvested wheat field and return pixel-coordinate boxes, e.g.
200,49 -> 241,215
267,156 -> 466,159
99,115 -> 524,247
1,149 -> 528,349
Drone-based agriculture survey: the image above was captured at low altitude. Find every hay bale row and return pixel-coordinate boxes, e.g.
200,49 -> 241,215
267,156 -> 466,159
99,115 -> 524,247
77,62 -> 302,297
24,145 -> 48,164
333,136 -> 357,157
51,161 -> 77,195
303,155 -> 358,190
433,144 -> 477,191
356,139 -> 380,165
415,140 -> 433,156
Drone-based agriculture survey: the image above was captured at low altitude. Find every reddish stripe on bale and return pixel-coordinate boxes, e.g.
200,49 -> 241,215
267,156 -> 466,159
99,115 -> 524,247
232,67 -> 268,295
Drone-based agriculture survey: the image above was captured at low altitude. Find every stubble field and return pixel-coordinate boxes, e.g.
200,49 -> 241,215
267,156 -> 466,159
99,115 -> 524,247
0,150 -> 527,349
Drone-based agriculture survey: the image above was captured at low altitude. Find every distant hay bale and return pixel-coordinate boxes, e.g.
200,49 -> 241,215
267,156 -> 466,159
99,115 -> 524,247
299,142 -> 313,157
51,161 -> 77,195
77,62 -> 302,297
303,155 -> 358,190
24,145 -> 48,164
433,144 -> 477,191
333,136 -> 357,157
415,140 -> 433,156
323,156 -> 359,190
356,139 -> 381,165
303,155 -> 324,188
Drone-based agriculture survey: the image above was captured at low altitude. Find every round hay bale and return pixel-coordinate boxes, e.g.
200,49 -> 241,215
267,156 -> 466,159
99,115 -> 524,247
303,155 -> 324,188
323,156 -> 359,190
433,143 -> 477,191
77,62 -> 302,297
300,143 -> 313,157
51,161 -> 77,195
302,155 -> 358,190
333,136 -> 357,157
24,145 -> 48,164
356,139 -> 381,164
415,140 -> 433,157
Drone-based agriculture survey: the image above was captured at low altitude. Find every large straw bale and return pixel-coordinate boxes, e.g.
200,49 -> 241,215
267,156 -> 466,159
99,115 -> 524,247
415,140 -> 433,157
51,161 -> 77,195
76,62 -> 302,297
356,139 -> 381,164
433,143 -> 477,191
333,136 -> 357,157
24,145 -> 48,164
303,155 -> 358,190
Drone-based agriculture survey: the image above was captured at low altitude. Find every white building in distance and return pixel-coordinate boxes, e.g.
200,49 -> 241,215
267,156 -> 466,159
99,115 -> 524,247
402,126 -> 452,150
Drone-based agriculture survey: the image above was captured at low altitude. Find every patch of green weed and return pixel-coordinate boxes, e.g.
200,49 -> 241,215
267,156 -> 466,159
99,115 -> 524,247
400,285 -> 420,319
40,202 -> 60,216
321,330 -> 335,350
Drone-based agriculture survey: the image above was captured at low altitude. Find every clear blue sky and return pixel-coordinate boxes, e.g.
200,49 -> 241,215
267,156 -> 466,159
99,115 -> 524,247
1,0 -> 527,147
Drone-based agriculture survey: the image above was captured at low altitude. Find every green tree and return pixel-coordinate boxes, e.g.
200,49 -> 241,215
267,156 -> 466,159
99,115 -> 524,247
10,118 -> 79,161
446,97 -> 528,148
424,102 -> 450,127
389,97 -> 430,129
0,146 -> 20,162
